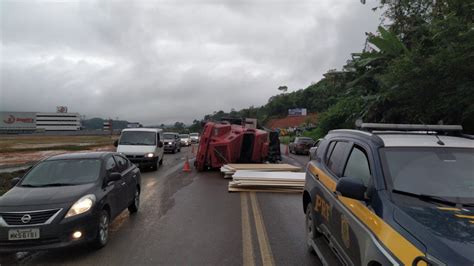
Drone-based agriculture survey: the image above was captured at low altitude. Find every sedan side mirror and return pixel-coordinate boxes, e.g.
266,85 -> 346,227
107,172 -> 122,183
113,140 -> 118,147
157,141 -> 164,148
10,177 -> 21,187
336,177 -> 367,201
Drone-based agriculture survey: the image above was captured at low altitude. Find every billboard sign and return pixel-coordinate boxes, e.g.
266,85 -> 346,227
288,108 -> 307,116
56,106 -> 68,113
0,112 -> 36,129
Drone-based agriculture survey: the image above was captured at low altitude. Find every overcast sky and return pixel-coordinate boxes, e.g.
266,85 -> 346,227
1,0 -> 381,125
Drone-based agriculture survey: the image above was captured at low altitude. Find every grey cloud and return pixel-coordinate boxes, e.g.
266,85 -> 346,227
1,0 -> 381,125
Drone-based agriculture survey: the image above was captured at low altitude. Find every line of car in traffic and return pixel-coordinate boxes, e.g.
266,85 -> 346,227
114,129 -> 200,171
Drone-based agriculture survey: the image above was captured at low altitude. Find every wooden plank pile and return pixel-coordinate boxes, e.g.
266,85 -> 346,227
220,163 -> 301,179
222,163 -> 305,193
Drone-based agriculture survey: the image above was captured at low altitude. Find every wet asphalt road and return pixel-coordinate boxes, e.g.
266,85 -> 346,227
1,146 -> 321,265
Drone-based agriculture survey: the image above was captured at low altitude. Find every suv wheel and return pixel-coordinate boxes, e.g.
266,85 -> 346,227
93,210 -> 110,249
159,157 -> 163,165
305,203 -> 318,254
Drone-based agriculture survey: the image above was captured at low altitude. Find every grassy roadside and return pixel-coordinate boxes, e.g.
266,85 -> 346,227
0,135 -> 116,153
0,169 -> 27,196
0,143 -> 112,153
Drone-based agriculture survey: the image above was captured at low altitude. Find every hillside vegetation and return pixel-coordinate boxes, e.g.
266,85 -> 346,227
193,0 -> 474,138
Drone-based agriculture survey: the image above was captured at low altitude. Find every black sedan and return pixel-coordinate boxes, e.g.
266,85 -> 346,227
0,152 -> 141,253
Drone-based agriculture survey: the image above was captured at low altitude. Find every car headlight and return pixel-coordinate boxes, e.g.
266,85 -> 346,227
65,194 -> 96,218
168,142 -> 172,145
145,153 -> 154,158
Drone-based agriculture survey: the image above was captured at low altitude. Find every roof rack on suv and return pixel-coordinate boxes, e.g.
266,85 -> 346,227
358,123 -> 463,133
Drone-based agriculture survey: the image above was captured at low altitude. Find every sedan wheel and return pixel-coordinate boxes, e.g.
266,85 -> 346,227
128,188 -> 140,214
93,210 -> 110,249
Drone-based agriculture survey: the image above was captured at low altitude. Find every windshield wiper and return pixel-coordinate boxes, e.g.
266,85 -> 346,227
20,184 -> 41,187
33,183 -> 76,187
392,189 -> 458,206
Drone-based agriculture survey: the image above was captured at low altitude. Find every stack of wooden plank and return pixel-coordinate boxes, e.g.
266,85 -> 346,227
228,171 -> 305,193
220,163 -> 301,179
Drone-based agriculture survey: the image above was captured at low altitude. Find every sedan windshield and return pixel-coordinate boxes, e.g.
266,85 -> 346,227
20,159 -> 102,187
119,131 -> 156,145
180,134 -> 189,138
380,147 -> 474,199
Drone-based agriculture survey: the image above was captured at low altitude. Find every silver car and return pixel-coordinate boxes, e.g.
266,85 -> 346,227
179,134 -> 191,146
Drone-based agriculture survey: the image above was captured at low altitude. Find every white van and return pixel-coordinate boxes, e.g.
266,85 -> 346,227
114,128 -> 164,171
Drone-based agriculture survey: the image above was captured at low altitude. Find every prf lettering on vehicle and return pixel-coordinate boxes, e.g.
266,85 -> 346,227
314,195 -> 330,222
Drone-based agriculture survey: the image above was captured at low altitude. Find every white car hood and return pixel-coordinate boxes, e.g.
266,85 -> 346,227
117,145 -> 156,155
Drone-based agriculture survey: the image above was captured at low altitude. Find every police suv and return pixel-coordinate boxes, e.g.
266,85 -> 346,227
303,123 -> 473,265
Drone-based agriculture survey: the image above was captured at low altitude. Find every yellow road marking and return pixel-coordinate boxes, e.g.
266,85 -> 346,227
437,207 -> 461,211
455,214 -> 474,219
241,193 -> 255,266
250,192 -> 275,266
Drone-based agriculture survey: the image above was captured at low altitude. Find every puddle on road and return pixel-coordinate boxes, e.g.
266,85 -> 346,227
156,166 -> 197,219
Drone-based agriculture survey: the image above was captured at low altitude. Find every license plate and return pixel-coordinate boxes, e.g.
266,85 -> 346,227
8,228 -> 40,241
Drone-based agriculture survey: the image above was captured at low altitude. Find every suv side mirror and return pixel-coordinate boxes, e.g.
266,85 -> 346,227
10,177 -> 21,187
113,140 -> 118,147
309,147 -> 318,161
336,177 -> 367,201
157,141 -> 164,148
107,172 -> 122,183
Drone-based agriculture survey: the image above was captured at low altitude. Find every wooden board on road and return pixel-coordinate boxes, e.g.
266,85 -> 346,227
228,170 -> 305,193
225,163 -> 301,172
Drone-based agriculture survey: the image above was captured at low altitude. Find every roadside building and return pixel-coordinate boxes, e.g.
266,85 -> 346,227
0,110 -> 81,133
0,112 -> 37,134
36,112 -> 81,131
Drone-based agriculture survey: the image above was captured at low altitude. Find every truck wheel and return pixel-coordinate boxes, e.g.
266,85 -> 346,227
305,203 -> 318,254
92,210 -> 110,249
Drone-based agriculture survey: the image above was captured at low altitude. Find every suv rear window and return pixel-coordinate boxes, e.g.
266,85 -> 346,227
326,141 -> 349,176
344,146 -> 371,186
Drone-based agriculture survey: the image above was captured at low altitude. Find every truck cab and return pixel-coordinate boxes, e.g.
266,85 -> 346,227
115,128 -> 164,171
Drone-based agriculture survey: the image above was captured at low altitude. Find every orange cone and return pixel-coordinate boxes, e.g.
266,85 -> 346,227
285,145 -> 290,156
183,156 -> 191,172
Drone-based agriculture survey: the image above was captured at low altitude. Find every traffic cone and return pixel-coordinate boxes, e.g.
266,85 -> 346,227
183,156 -> 191,172
285,145 -> 290,156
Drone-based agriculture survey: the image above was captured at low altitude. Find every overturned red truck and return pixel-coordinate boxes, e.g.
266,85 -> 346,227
195,120 -> 280,171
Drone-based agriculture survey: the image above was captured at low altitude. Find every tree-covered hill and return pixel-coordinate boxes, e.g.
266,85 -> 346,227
193,0 -> 474,137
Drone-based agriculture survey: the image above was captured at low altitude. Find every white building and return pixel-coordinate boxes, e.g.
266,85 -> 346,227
36,112 -> 81,131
